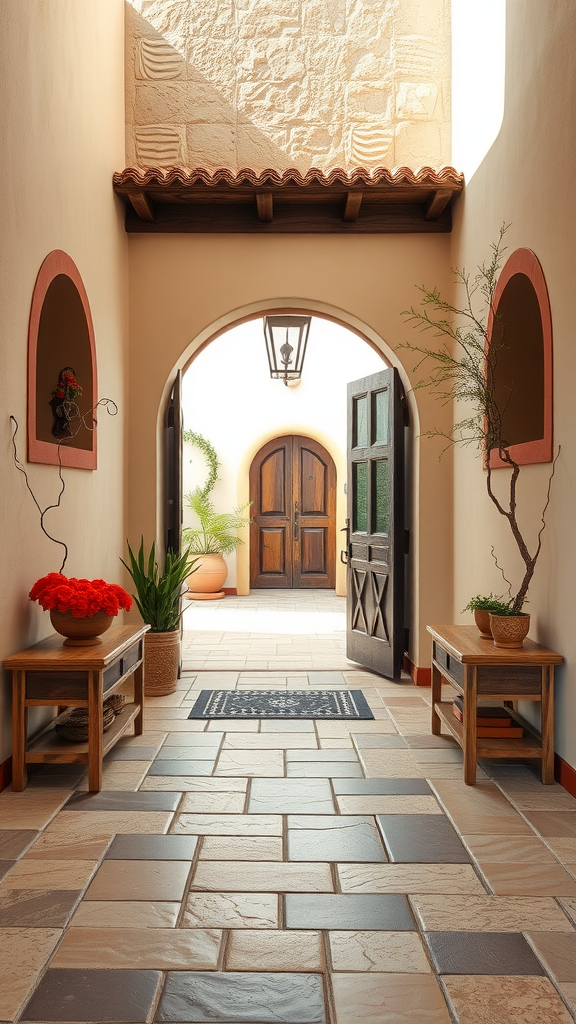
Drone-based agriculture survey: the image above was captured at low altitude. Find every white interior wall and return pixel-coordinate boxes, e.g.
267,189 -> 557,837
182,317 -> 385,587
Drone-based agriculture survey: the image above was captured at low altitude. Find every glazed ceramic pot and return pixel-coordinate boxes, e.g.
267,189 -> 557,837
489,612 -> 530,649
186,553 -> 227,600
50,609 -> 114,646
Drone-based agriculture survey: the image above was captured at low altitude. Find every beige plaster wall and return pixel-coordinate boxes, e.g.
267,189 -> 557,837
125,0 -> 451,171
127,232 -> 454,670
0,1 -> 128,764
451,0 -> 576,771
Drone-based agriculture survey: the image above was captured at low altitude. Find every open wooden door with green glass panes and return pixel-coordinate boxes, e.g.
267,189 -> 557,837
345,368 -> 407,679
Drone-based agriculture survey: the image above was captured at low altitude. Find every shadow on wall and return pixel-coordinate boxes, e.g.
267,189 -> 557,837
125,1 -> 451,171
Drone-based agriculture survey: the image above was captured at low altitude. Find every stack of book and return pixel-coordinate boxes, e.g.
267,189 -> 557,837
452,695 -> 524,738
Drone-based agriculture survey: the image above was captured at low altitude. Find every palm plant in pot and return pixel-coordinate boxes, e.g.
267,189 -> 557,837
182,431 -> 251,599
122,539 -> 198,695
399,226 -> 559,648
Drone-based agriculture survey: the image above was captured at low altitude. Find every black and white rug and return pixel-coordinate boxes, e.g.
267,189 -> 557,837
188,689 -> 374,720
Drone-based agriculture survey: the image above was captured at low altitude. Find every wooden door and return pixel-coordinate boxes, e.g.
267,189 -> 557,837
345,369 -> 407,679
250,435 -> 336,589
164,369 -> 182,555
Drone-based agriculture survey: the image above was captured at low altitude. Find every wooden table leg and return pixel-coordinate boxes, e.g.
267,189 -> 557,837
12,670 -> 27,791
87,670 -> 103,792
431,659 -> 442,735
541,665 -> 555,784
134,662 -> 144,736
463,665 -> 478,785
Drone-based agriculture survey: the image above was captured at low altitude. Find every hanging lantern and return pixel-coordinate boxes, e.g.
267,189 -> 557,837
263,315 -> 311,386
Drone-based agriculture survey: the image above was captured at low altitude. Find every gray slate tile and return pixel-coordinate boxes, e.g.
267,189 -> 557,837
63,791 -> 180,812
425,931 -> 546,975
377,814 -> 472,863
157,971 -> 326,1023
147,761 -> 216,777
0,830 -> 39,859
106,835 -> 198,860
0,889 -> 81,927
286,749 -> 359,762
20,968 -> 162,1021
285,893 -> 414,930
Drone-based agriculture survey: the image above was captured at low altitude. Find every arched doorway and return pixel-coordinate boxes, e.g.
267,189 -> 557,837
249,434 -> 336,589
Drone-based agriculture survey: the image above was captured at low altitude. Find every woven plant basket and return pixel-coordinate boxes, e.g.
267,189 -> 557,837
104,693 -> 126,716
55,704 -> 115,742
144,630 -> 180,696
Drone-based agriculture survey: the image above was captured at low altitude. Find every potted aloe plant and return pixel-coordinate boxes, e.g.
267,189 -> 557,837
121,539 -> 198,695
182,431 -> 251,599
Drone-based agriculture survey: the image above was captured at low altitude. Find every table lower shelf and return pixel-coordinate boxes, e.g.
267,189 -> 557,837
26,703 -> 140,764
435,701 -> 542,758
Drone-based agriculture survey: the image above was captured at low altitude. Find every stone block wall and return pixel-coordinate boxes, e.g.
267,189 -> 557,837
125,0 -> 450,171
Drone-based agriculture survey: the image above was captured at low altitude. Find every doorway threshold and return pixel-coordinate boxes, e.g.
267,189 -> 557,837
182,589 -> 354,672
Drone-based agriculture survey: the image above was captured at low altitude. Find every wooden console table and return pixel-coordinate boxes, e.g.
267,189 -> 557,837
427,624 -> 563,785
4,625 -> 149,792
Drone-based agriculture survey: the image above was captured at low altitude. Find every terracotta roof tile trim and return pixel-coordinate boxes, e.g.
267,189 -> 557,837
113,166 -> 464,189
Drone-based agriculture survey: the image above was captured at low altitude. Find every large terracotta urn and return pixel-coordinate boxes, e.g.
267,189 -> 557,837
186,553 -> 227,600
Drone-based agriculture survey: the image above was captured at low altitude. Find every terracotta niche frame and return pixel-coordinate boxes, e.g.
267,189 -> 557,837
27,250 -> 97,469
487,247 -> 553,468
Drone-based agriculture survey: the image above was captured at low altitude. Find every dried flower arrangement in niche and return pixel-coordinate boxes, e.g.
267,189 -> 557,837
49,366 -> 83,438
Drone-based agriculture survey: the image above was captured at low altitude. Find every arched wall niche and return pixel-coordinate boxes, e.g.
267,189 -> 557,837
487,248 -> 553,468
27,250 -> 98,469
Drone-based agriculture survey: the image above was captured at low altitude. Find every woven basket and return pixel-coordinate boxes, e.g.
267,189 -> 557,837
144,630 -> 180,696
104,693 -> 126,716
55,704 -> 115,742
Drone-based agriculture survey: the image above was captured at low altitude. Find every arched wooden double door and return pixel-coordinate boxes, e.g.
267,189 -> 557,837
249,435 -> 336,589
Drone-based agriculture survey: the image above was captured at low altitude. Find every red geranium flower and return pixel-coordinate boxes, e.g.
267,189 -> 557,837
30,574 -> 132,618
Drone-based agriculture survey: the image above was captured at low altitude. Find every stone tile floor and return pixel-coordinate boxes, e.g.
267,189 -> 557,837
182,590 -> 348,671
1,618 -> 576,1020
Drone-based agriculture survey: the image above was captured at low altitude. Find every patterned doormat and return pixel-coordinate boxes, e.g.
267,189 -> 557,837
188,689 -> 374,720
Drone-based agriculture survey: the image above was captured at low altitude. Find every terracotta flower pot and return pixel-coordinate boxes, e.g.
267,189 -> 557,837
50,608 -> 114,647
473,608 -> 493,639
489,612 -> 531,649
144,630 -> 180,696
186,553 -> 227,600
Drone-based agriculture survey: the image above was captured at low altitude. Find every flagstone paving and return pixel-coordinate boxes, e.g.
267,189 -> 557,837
1,593 -> 575,1022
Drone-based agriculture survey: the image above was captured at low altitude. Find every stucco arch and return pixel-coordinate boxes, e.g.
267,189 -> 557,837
128,229 -> 454,676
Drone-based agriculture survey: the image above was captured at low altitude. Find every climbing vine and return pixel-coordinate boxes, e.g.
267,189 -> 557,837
182,430 -> 219,498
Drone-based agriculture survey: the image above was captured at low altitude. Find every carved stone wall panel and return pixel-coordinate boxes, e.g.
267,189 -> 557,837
136,38 -> 185,80
135,124 -> 186,165
125,0 -> 451,172
349,126 -> 394,168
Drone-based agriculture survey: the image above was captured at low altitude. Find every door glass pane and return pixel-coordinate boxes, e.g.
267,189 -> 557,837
353,462 -> 368,532
353,395 -> 368,448
372,458 -> 389,534
372,389 -> 389,445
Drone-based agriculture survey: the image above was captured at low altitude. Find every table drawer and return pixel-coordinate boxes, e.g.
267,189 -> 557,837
433,642 -> 464,685
26,671 -> 88,699
103,641 -> 143,692
477,664 -> 542,694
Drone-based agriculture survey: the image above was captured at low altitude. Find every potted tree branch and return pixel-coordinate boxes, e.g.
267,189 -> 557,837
399,226 -> 559,648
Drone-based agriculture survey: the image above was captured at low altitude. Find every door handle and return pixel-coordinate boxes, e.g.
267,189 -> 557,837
340,519 -> 351,564
294,508 -> 299,541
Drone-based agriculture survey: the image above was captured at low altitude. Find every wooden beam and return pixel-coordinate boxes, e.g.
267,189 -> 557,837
128,190 -> 155,222
425,188 -> 453,221
256,191 -> 274,222
343,191 -> 363,222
